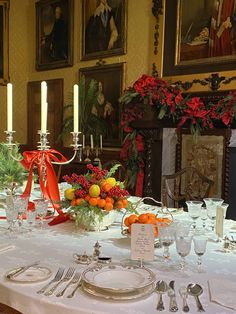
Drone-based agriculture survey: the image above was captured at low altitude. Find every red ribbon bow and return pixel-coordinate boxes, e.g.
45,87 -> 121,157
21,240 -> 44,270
21,149 -> 67,214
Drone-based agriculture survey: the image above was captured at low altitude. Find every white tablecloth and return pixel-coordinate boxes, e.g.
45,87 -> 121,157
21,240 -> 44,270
0,211 -> 236,314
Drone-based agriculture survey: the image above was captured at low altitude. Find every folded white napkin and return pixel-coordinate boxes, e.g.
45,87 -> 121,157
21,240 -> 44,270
0,243 -> 15,253
208,278 -> 236,310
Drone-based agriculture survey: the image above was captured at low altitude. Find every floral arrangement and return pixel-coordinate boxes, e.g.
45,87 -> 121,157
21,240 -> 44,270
120,74 -> 236,194
62,164 -> 131,229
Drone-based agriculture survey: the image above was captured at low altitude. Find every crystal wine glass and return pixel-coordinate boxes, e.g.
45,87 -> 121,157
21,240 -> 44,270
156,221 -> 177,260
13,195 -> 29,232
34,199 -> 48,228
5,195 -> 18,234
193,235 -> 207,272
203,198 -> 224,232
200,207 -> 208,230
175,235 -> 192,271
186,201 -> 203,230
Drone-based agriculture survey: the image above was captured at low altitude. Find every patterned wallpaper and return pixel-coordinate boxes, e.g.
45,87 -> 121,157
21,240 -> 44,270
0,0 -> 154,144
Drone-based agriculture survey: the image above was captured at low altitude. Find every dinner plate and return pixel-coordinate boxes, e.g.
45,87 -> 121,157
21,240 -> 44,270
6,266 -> 52,283
82,281 -> 155,301
82,263 -> 156,293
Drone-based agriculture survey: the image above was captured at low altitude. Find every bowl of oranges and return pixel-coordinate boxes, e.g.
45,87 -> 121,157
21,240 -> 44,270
121,197 -> 173,238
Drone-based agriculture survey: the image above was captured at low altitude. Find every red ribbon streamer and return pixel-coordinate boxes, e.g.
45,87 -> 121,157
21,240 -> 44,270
21,149 -> 67,214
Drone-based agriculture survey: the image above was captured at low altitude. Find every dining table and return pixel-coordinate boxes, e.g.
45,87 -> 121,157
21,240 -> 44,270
0,196 -> 236,314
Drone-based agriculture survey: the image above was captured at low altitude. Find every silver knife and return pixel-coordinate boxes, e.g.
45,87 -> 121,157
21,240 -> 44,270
6,261 -> 40,279
168,280 -> 178,312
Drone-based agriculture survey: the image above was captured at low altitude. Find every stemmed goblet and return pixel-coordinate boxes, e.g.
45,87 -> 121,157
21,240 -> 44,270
34,199 -> 48,228
193,236 -> 207,272
186,201 -> 203,230
175,235 -> 192,271
203,198 -> 224,232
13,195 -> 29,232
5,195 -> 18,235
200,207 -> 208,230
156,220 -> 177,260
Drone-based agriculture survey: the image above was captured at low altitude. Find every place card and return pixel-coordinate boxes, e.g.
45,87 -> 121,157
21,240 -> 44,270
216,206 -> 224,238
131,224 -> 155,261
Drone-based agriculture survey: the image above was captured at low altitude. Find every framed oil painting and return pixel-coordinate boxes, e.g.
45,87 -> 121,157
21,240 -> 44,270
81,0 -> 127,60
79,63 -> 124,147
0,0 -> 9,85
176,129 -> 231,200
163,0 -> 236,76
36,0 -> 73,71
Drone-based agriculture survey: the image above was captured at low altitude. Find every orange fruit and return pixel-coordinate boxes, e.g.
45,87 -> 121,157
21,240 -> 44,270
105,197 -> 114,204
121,199 -> 128,208
103,183 -> 112,192
148,213 -> 156,219
146,217 -> 156,225
138,213 -> 149,224
89,197 -> 98,206
84,195 -> 91,202
115,200 -> 124,209
124,216 -> 130,227
97,199 -> 106,208
104,202 -> 113,211
75,198 -> 83,205
128,214 -> 139,225
70,199 -> 76,206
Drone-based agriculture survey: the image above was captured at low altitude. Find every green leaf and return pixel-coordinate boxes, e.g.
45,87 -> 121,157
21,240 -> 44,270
105,164 -> 121,178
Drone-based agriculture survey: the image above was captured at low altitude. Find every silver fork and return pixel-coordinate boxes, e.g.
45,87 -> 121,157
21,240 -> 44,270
45,267 -> 75,296
37,267 -> 65,294
56,272 -> 80,297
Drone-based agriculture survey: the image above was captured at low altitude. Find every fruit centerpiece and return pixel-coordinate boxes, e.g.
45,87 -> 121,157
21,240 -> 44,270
63,164 -> 131,230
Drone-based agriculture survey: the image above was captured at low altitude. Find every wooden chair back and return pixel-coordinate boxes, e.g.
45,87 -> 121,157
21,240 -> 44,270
161,167 -> 214,208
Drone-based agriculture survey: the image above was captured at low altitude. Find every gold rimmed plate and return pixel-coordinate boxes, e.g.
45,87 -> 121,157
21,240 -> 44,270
6,266 -> 52,283
81,263 -> 156,293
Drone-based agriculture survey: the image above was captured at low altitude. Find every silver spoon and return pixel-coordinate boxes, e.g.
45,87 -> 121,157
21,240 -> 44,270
187,283 -> 205,312
179,286 -> 189,312
156,280 -> 168,311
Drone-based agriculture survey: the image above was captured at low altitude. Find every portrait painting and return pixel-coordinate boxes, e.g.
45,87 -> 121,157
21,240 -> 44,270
36,0 -> 73,71
163,0 -> 236,76
0,0 -> 9,84
82,0 -> 127,60
79,63 -> 124,147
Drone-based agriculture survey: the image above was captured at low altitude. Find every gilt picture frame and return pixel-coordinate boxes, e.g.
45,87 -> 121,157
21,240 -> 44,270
0,0 -> 9,85
35,0 -> 73,71
79,63 -> 124,147
81,0 -> 127,60
163,0 -> 236,76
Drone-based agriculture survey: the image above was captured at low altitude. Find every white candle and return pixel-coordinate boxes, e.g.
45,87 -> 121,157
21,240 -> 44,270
73,84 -> 79,133
41,81 -> 47,133
82,134 -> 85,148
90,134 -> 94,149
7,83 -> 13,132
100,134 -> 103,150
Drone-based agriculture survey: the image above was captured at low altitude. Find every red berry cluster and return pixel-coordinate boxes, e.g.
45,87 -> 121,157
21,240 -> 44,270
86,164 -> 108,180
107,185 -> 129,198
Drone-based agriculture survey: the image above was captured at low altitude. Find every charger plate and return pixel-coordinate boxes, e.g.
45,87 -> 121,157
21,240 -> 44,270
6,266 -> 51,283
82,281 -> 156,301
81,263 -> 156,293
